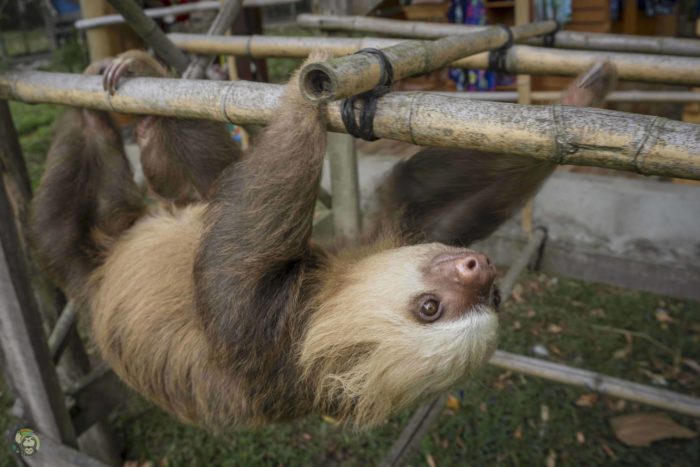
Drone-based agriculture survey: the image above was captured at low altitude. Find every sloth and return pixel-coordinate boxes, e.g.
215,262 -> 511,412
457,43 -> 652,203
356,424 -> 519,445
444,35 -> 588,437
30,50 -> 616,431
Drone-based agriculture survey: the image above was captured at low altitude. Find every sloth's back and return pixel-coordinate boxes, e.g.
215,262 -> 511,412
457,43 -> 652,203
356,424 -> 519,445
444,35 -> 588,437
89,204 -> 252,428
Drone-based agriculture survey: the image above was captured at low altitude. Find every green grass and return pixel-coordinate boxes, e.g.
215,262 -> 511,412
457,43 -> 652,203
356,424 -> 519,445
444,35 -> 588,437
8,101 -> 63,189
1,30 -> 51,56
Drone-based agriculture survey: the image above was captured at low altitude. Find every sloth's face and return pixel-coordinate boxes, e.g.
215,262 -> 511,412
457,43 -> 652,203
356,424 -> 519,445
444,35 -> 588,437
301,243 -> 500,427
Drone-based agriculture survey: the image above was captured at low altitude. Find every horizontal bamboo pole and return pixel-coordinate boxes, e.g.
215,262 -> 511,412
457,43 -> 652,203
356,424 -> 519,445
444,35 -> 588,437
168,34 -> 700,87
491,351 -> 700,418
76,0 -> 301,30
431,90 -> 700,103
298,21 -> 558,102
456,45 -> 700,87
297,13 -> 700,57
2,71 -> 699,180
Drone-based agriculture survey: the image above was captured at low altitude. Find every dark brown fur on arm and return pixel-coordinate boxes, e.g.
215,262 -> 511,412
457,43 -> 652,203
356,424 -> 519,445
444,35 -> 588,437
193,51 -> 332,419
383,62 -> 618,246
30,109 -> 144,298
107,50 -> 242,205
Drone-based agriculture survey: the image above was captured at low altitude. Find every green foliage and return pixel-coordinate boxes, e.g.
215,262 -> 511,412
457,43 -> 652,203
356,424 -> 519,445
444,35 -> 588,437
45,35 -> 89,73
8,101 -> 63,188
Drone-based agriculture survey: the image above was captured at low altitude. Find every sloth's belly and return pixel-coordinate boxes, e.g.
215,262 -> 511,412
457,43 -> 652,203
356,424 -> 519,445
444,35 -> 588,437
89,204 -> 251,428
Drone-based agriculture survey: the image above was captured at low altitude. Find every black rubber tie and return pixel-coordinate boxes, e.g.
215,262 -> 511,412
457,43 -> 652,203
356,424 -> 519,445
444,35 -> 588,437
340,48 -> 394,141
488,24 -> 515,74
543,20 -> 561,48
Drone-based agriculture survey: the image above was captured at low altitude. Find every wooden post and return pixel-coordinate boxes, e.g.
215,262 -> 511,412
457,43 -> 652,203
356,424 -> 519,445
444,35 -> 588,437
104,0 -> 190,74
0,103 -> 77,448
328,133 -> 361,238
183,0 -> 244,80
1,101 -> 121,464
78,0 -> 142,61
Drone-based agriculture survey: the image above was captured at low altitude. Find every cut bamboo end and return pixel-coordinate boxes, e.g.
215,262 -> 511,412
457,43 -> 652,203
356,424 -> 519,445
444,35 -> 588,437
299,62 -> 341,104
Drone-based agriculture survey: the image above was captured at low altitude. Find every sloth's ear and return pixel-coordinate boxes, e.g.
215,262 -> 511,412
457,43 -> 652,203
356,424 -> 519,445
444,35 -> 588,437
382,148 -> 554,247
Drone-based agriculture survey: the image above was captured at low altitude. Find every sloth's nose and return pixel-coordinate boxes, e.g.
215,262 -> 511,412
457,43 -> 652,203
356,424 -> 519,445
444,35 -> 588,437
432,251 -> 496,292
454,253 -> 495,289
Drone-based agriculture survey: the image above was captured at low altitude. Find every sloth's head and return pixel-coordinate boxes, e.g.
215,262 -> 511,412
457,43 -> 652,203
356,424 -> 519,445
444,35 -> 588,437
300,242 -> 500,428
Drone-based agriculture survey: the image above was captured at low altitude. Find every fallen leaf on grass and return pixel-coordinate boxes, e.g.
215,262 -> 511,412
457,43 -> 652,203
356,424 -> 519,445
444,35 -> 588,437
426,453 -> 437,467
575,393 -> 598,408
601,443 -> 617,460
682,358 -> 700,375
590,308 -> 606,317
445,394 -> 460,410
512,284 -> 525,303
655,308 -> 676,324
547,324 -> 563,334
610,412 -> 697,447
513,426 -> 523,440
546,450 -> 557,467
576,431 -> 586,444
322,415 -> 340,426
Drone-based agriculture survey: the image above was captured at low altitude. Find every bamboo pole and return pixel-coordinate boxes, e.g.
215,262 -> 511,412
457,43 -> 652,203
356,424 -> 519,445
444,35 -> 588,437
167,34 -> 700,87
297,13 -> 700,57
328,133 -> 361,238
104,0 -> 190,74
1,71 -> 699,180
490,351 -> 700,418
427,90 -> 700,103
75,0 -> 301,30
298,21 -> 558,102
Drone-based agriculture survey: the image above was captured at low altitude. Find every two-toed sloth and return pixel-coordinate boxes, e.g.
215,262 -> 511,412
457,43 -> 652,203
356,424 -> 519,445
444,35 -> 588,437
30,50 -> 616,431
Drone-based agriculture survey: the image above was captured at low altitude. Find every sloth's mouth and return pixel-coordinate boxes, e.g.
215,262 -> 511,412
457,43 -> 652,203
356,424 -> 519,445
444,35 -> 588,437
491,284 -> 501,311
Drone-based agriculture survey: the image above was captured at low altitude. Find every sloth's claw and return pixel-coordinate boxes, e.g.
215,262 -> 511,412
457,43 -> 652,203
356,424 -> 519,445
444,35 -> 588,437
103,58 -> 135,96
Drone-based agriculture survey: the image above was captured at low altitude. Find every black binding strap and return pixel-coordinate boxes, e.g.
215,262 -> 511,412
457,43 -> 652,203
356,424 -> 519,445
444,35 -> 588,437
543,20 -> 561,48
341,48 -> 394,141
487,24 -> 514,74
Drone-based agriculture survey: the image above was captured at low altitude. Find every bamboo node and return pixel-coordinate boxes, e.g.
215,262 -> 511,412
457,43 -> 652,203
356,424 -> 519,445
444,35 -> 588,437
550,106 -> 576,164
632,115 -> 662,175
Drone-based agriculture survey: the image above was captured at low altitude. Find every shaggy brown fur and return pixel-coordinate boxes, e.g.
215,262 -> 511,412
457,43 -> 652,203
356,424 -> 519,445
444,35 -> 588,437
31,56 -> 617,431
382,61 -> 619,247
104,50 -> 242,206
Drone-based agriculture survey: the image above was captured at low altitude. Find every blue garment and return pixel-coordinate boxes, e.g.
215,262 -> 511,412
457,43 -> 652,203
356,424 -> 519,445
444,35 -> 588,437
447,0 -> 495,91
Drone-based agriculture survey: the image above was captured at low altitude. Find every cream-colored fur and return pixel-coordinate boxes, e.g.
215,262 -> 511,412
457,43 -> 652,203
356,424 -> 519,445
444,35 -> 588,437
89,205 -> 251,428
301,243 -> 499,428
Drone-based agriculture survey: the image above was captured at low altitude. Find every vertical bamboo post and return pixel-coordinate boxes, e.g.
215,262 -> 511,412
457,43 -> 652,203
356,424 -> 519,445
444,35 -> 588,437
0,101 -> 77,449
328,133 -> 361,238
318,0 -> 362,239
515,0 -> 534,237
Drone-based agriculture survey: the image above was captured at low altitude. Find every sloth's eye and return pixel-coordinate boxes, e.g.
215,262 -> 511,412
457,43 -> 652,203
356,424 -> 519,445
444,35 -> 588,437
419,299 -> 442,322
